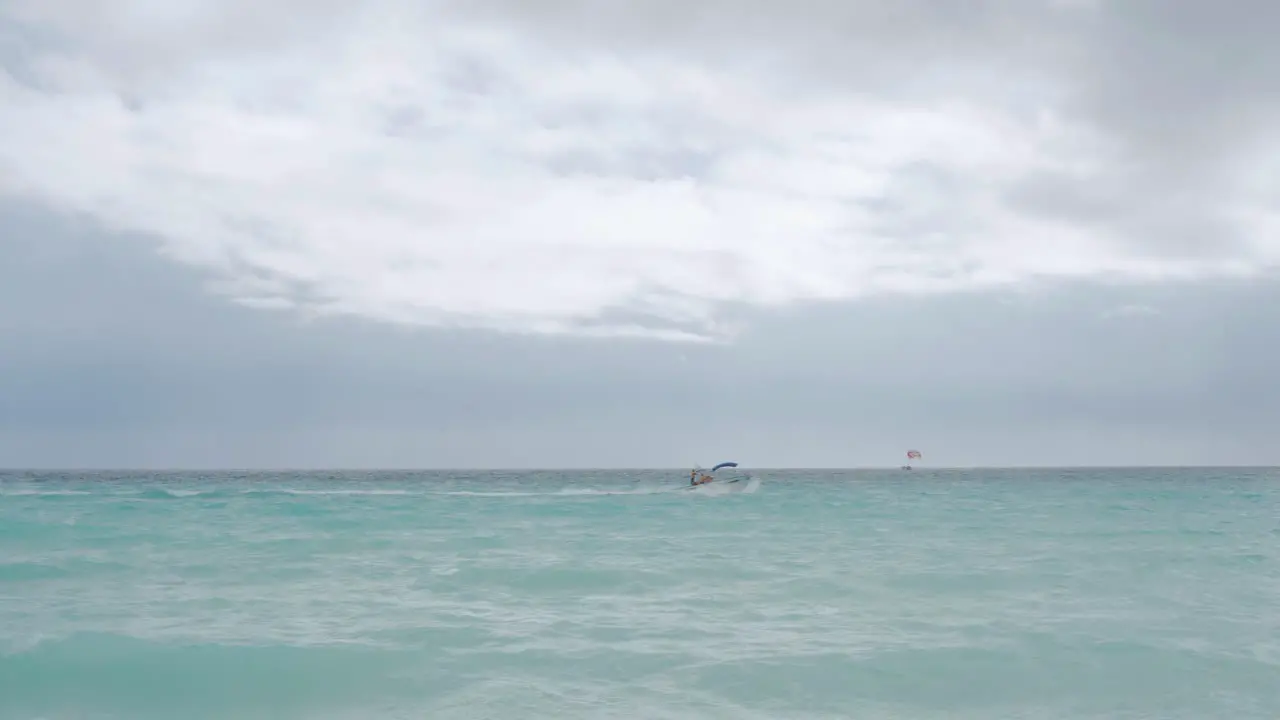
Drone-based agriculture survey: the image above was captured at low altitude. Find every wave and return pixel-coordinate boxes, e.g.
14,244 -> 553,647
2,479 -> 765,501
0,489 -> 92,496
239,489 -> 415,497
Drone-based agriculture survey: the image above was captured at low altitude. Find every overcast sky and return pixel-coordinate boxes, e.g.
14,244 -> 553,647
2,0 -> 1279,468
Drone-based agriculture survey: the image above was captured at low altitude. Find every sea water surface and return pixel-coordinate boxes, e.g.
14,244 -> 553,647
1,468 -> 1278,719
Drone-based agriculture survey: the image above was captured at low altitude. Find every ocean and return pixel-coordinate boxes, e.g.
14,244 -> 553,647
1,468 -> 1277,719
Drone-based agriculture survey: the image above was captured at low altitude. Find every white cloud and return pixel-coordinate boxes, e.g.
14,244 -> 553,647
1,0 -> 1277,341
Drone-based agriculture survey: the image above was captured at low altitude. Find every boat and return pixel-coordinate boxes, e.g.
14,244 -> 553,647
685,461 -> 742,489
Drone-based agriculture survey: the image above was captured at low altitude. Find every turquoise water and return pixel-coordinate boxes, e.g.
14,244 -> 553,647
2,468 -> 1278,719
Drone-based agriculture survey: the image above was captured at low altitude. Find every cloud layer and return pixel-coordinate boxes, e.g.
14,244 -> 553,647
6,197 -> 1280,468
2,0 -> 1278,340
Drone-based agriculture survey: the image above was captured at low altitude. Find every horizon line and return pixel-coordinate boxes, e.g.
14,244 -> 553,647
3,464 -> 1278,473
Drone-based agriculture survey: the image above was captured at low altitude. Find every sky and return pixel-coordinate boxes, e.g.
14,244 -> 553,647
2,0 -> 1279,468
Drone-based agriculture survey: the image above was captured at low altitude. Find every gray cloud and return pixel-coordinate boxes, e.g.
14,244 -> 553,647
450,0 -> 1280,261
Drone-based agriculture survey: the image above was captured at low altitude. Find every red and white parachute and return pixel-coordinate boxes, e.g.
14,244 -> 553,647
906,450 -> 922,460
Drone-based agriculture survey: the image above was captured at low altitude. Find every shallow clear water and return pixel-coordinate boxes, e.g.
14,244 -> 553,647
2,468 -> 1278,719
